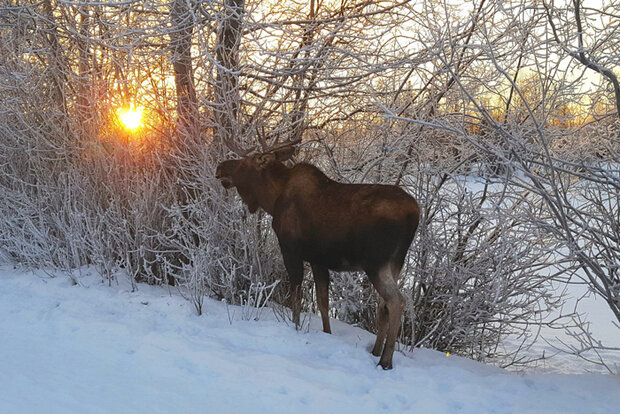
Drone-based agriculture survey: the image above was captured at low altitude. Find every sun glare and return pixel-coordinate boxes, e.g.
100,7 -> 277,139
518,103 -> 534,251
118,106 -> 144,131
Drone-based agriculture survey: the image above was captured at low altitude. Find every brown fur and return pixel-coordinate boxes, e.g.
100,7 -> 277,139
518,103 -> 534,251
216,150 -> 419,369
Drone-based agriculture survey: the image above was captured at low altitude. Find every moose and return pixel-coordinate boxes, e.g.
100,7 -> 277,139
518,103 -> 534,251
215,142 -> 419,370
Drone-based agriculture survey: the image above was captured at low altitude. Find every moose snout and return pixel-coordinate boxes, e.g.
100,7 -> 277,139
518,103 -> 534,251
215,166 -> 234,189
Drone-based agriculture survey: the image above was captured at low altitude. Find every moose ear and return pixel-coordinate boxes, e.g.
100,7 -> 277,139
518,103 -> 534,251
255,153 -> 276,169
273,146 -> 296,162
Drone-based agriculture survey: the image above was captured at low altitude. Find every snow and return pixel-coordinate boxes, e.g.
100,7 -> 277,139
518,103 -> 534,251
1,267 -> 619,414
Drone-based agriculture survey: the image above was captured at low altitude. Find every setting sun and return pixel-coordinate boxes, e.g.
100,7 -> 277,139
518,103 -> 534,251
117,106 -> 144,131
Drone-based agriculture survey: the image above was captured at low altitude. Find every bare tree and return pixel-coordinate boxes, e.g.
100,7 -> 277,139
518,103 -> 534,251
544,0 -> 620,119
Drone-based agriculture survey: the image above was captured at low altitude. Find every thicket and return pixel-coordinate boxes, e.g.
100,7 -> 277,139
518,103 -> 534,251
1,0 -> 618,370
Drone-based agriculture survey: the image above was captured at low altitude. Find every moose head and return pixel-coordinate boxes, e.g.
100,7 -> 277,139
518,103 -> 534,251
215,145 -> 296,213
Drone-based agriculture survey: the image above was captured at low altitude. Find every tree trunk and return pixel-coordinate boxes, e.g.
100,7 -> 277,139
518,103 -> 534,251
214,0 -> 245,147
170,0 -> 199,139
41,0 -> 68,120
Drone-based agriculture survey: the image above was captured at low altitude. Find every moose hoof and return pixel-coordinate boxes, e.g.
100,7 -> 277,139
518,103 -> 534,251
371,348 -> 382,357
378,361 -> 393,370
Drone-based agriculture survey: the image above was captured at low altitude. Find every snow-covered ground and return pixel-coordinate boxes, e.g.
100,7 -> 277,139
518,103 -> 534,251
513,280 -> 620,375
1,266 -> 619,414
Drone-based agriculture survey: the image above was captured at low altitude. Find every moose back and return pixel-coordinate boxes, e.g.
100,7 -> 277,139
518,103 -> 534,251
216,147 -> 419,369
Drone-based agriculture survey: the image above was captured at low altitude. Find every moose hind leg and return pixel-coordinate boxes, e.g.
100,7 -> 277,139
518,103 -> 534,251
368,265 -> 405,370
371,298 -> 388,357
311,264 -> 331,334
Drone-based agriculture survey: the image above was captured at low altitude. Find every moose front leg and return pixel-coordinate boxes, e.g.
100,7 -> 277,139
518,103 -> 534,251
280,246 -> 304,329
290,283 -> 302,328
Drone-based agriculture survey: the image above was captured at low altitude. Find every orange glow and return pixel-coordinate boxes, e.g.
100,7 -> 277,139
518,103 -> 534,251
117,105 -> 144,131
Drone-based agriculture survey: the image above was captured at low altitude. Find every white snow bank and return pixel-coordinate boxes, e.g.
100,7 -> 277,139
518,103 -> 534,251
1,267 -> 618,414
